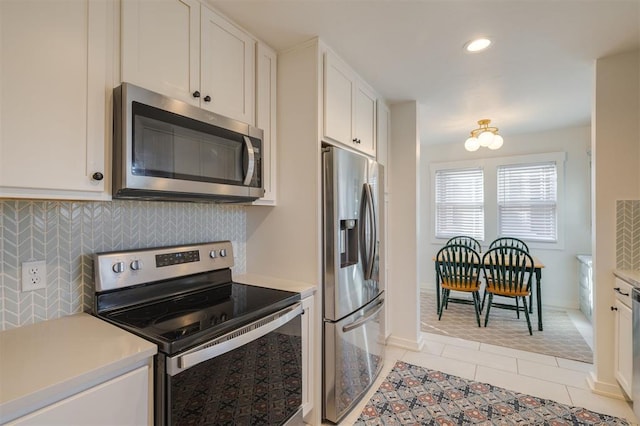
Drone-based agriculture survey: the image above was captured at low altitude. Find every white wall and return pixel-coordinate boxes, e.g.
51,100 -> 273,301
420,125 -> 592,309
387,101 -> 424,351
590,49 -> 639,397
246,40 -> 321,285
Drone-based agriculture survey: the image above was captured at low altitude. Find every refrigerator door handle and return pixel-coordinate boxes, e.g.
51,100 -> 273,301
359,184 -> 370,277
361,183 -> 376,280
342,300 -> 384,333
367,182 -> 377,276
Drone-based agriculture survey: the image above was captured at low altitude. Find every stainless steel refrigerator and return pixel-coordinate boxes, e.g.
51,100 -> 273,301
322,145 -> 385,423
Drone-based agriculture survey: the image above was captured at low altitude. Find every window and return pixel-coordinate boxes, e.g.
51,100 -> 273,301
497,162 -> 558,242
434,167 -> 484,240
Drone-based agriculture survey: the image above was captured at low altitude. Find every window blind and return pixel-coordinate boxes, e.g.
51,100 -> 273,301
435,167 -> 484,240
497,162 -> 557,242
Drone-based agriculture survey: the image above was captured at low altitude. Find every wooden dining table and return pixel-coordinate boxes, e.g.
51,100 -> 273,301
433,253 -> 546,331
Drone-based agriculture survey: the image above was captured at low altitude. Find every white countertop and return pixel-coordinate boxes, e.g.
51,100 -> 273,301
0,313 -> 157,423
615,270 -> 640,288
234,273 -> 317,299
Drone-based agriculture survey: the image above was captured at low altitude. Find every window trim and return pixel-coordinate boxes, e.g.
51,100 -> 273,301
429,152 -> 566,250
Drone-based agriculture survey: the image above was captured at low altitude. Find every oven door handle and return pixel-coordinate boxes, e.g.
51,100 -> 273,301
167,303 -> 302,376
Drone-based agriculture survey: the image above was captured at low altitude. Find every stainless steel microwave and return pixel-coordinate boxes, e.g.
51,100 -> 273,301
113,83 -> 264,203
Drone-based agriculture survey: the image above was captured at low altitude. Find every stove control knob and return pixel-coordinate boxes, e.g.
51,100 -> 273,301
220,249 -> 227,258
130,260 -> 143,271
112,261 -> 125,274
209,250 -> 216,259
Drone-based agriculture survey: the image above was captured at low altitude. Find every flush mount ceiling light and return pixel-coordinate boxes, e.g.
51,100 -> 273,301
464,119 -> 504,151
465,38 -> 491,52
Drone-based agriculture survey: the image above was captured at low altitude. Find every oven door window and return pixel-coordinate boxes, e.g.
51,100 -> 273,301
168,316 -> 302,425
132,102 -> 256,186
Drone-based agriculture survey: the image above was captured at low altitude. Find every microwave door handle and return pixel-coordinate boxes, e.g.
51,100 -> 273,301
242,136 -> 255,186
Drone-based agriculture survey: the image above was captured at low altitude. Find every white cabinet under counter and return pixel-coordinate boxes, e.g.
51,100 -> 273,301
612,273 -> 637,399
0,313 -> 157,425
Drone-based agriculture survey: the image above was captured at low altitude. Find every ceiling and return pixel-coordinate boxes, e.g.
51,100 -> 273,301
208,0 -> 640,146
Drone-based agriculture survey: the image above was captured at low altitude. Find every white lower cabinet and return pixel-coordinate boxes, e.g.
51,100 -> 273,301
8,366 -> 150,426
301,295 -> 315,417
613,278 -> 633,398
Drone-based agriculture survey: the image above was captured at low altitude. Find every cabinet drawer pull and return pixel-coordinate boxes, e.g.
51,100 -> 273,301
204,95 -> 211,102
614,287 -> 630,296
611,306 -> 618,311
192,91 -> 201,98
92,172 -> 104,181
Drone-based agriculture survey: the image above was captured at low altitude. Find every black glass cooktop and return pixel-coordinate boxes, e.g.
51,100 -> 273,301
99,281 -> 299,355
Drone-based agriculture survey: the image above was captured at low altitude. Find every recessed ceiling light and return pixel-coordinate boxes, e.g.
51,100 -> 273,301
465,38 -> 492,52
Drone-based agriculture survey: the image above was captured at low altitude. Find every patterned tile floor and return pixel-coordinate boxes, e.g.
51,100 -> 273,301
420,291 -> 594,363
334,333 -> 639,425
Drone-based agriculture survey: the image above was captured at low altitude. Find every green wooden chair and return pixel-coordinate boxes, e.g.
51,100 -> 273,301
482,246 -> 535,335
446,235 -> 482,253
435,244 -> 482,326
488,237 -> 529,252
483,237 -> 530,313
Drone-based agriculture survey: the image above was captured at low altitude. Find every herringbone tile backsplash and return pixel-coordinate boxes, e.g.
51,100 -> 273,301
616,200 -> 640,269
0,200 -> 246,330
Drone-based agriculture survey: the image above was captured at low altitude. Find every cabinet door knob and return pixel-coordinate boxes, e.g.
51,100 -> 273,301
92,172 -> 104,181
203,95 -> 211,102
611,306 -> 618,311
192,91 -> 201,98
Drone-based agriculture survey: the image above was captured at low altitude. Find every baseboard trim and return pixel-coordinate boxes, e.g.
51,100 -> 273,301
586,371 -> 627,400
386,334 -> 425,352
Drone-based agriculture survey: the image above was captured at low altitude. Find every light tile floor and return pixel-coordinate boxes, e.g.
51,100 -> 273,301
336,331 -> 639,425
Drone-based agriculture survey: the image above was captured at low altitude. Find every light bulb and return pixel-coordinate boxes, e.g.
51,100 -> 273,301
464,137 -> 480,151
478,131 -> 494,147
466,38 -> 491,52
488,134 -> 503,150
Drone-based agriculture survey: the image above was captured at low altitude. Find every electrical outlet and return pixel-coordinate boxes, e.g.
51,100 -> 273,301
22,260 -> 47,291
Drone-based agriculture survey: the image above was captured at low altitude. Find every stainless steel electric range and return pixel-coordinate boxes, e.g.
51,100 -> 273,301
93,241 -> 303,426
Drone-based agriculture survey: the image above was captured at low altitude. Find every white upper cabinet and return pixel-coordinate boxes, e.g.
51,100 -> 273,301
0,0 -> 111,200
254,42 -> 277,205
354,83 -> 377,155
324,53 -> 354,146
121,0 -> 200,107
323,51 -> 376,157
121,0 -> 255,125
201,7 -> 255,124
